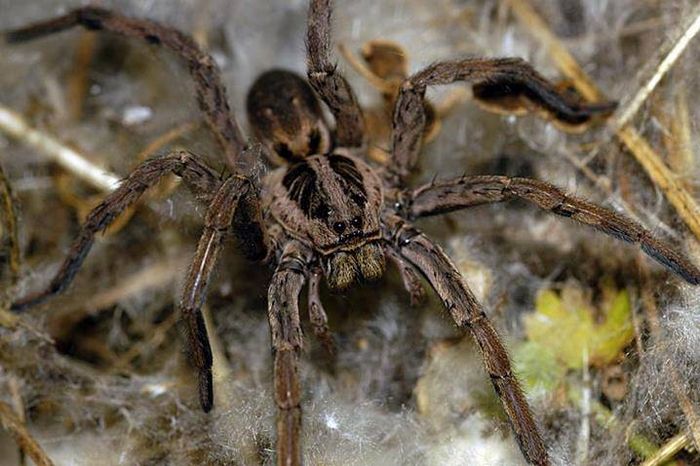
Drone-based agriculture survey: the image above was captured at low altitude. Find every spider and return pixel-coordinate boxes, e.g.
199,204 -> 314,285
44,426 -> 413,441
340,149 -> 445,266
5,1 -> 700,465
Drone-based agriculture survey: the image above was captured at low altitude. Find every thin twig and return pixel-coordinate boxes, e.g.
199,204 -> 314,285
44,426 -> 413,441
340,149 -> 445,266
113,312 -> 179,369
50,257 -> 187,335
8,377 -> 27,466
0,400 -> 54,466
575,349 -> 591,465
66,31 -> 97,121
0,105 -> 121,192
640,431 -> 692,466
506,0 -> 700,241
609,6 -> 700,133
0,161 -> 20,289
659,85 -> 693,188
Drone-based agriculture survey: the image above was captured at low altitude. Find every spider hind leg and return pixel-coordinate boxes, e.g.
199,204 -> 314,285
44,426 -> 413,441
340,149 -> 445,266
388,57 -> 617,186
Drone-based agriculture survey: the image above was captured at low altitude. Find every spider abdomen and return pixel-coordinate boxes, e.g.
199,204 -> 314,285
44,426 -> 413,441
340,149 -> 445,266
247,69 -> 331,164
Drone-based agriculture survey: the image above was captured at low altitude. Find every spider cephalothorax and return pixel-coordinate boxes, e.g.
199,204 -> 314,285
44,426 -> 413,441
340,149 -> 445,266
266,151 -> 385,290
250,68 -> 386,290
5,2 -> 700,466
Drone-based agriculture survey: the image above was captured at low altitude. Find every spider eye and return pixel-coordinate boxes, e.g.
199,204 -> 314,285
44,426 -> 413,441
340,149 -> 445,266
350,216 -> 363,229
333,221 -> 346,234
350,192 -> 366,207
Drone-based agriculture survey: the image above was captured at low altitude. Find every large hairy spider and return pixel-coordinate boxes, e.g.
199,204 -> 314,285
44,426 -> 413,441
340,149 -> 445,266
6,1 -> 700,465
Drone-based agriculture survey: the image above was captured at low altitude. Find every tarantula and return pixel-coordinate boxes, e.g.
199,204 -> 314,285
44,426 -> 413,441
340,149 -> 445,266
5,1 -> 700,465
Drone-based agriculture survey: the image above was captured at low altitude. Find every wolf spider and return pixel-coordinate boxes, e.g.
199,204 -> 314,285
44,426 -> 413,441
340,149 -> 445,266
6,1 -> 700,465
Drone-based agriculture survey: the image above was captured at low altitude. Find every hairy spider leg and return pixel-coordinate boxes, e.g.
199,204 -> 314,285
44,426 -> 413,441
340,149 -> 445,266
268,242 -> 311,466
6,7 -> 246,169
10,152 -> 222,312
181,175 -> 266,412
306,0 -> 366,149
387,58 -> 616,186
384,214 -> 550,466
308,268 -> 335,354
402,175 -> 700,285
385,247 -> 426,306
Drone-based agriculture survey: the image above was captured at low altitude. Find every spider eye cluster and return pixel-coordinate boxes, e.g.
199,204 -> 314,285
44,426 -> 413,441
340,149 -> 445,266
270,153 -> 383,259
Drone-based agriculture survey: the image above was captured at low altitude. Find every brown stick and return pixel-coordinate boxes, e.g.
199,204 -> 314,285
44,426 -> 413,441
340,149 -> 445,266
0,401 -> 54,466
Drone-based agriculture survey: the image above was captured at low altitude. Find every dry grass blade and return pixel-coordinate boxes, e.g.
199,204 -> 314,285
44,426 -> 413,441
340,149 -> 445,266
0,400 -> 54,466
609,6 -> 700,133
0,105 -> 121,192
506,0 -> 700,241
0,161 -> 20,290
640,431 -> 692,466
0,159 -> 21,329
51,257 -> 188,338
663,86 -> 694,180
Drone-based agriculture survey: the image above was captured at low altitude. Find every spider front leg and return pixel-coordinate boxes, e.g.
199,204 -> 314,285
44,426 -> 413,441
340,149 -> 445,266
386,247 -> 426,306
306,0 -> 365,148
383,214 -> 549,466
5,7 -> 246,168
401,175 -> 700,284
181,175 -> 267,412
387,58 -> 616,186
268,242 -> 312,466
308,268 -> 335,354
11,151 -> 221,312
